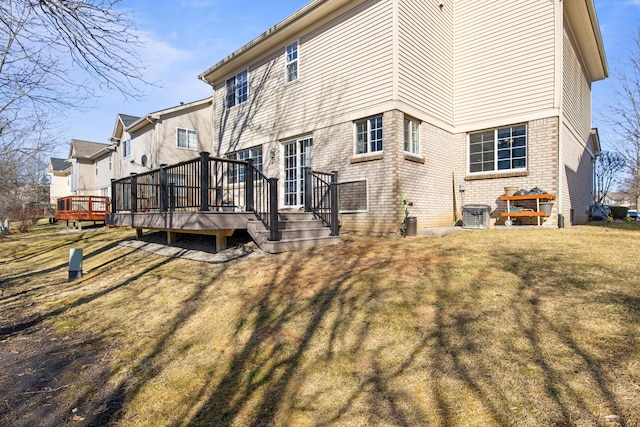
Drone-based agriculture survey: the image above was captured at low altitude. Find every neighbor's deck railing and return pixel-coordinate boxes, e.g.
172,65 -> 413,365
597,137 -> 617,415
56,195 -> 111,221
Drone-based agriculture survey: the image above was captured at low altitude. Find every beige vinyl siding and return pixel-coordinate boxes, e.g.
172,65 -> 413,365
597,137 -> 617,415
562,29 -> 592,137
561,124 -> 594,225
156,106 -> 212,165
75,160 -> 95,194
562,27 -> 594,225
398,0 -> 454,124
454,1 -> 556,126
213,0 -> 394,152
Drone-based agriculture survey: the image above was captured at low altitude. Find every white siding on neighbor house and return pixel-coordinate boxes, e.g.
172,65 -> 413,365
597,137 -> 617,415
398,0 -> 454,125
94,154 -> 113,196
73,160 -> 95,194
212,0 -> 395,154
118,128 -> 153,178
49,175 -> 71,205
563,29 -> 592,138
454,1 -> 557,127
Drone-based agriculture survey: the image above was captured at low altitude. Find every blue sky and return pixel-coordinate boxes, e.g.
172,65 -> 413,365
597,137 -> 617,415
62,0 -> 639,157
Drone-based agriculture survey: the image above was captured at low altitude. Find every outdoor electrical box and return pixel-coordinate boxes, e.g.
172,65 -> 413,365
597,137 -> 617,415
68,248 -> 83,282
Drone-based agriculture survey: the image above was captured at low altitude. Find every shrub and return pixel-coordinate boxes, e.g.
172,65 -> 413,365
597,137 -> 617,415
7,206 -> 43,233
609,206 -> 629,220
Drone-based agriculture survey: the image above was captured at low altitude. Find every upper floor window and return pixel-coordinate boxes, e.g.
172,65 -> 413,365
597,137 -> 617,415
177,128 -> 197,150
404,117 -> 420,155
469,124 -> 527,173
226,69 -> 248,108
227,146 -> 263,183
122,139 -> 131,158
285,41 -> 299,83
355,115 -> 383,155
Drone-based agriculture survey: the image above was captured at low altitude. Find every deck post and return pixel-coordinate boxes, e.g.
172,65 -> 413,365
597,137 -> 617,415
268,178 -> 280,241
110,179 -> 117,213
200,152 -> 210,211
304,167 -> 312,212
130,173 -> 137,228
330,171 -> 340,236
245,159 -> 254,212
159,164 -> 168,212
130,173 -> 138,214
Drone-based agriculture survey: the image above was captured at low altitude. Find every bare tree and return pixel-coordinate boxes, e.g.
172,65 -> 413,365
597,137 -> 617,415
595,151 -> 626,203
608,25 -> 640,208
0,0 -> 148,158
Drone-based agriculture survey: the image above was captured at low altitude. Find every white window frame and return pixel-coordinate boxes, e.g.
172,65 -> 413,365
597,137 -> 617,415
404,117 -> 420,155
122,139 -> 131,158
176,128 -> 198,150
355,115 -> 383,155
225,69 -> 248,108
227,146 -> 263,183
285,40 -> 299,84
468,124 -> 527,174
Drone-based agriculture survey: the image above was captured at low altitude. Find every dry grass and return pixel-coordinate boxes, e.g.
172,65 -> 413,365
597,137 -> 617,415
1,222 -> 639,426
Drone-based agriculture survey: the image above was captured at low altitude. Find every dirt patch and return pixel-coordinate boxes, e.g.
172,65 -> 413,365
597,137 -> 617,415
0,314 -> 119,426
0,228 -> 266,426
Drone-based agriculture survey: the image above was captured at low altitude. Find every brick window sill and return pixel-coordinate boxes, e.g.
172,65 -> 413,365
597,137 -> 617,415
465,170 -> 529,181
351,153 -> 384,164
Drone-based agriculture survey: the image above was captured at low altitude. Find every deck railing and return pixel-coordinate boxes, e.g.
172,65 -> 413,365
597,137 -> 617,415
56,195 -> 111,221
111,152 -> 283,241
304,168 -> 340,236
111,152 -> 340,241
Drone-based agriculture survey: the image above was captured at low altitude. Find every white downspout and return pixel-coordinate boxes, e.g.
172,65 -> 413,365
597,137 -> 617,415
556,0 -> 564,226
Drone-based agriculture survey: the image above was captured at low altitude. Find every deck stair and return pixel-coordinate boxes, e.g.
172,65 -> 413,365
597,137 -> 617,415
247,211 -> 340,254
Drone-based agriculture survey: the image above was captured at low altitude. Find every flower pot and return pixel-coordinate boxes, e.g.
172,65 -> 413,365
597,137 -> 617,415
504,186 -> 518,196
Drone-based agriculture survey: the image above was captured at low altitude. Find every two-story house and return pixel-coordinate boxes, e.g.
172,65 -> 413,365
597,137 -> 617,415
110,98 -> 213,179
67,139 -> 115,198
195,0 -> 607,232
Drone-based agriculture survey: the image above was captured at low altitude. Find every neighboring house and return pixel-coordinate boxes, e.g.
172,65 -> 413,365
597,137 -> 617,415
192,0 -> 607,232
603,191 -> 639,210
110,98 -> 213,179
68,139 -> 115,197
47,158 -> 72,207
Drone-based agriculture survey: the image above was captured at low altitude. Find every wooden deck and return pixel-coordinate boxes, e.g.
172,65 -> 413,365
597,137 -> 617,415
108,153 -> 341,253
56,196 -> 111,223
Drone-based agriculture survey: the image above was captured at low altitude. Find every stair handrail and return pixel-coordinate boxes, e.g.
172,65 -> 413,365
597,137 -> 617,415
304,168 -> 340,236
247,161 -> 280,241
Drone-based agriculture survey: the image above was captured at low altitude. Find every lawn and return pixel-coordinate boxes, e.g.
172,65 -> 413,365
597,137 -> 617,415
0,222 -> 639,426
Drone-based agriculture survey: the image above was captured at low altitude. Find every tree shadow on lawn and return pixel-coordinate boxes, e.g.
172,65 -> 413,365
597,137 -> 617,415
0,253 -> 176,427
5,231 -> 636,426
497,247 -> 634,426
181,240 -> 508,427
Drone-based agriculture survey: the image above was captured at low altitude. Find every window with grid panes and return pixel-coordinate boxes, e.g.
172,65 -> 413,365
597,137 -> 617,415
469,124 -> 527,173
